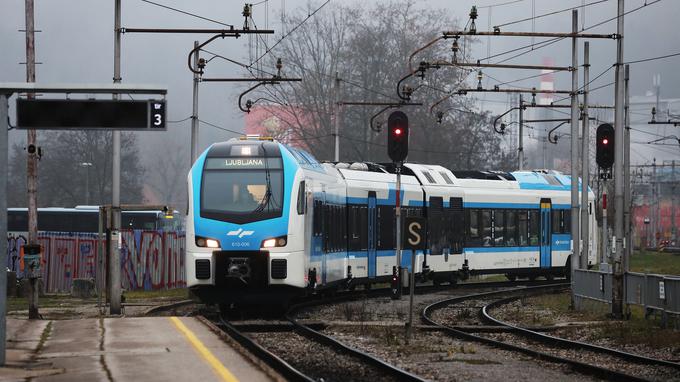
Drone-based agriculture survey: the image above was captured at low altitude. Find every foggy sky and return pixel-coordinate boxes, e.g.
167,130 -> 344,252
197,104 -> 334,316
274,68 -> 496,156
2,0 -> 679,170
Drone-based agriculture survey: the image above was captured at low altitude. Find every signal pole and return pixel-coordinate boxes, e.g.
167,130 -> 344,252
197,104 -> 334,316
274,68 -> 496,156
612,0 -> 625,319
570,10 -> 580,296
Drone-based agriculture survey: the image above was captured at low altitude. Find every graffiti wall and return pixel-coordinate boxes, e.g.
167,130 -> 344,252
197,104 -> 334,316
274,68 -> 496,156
6,230 -> 185,293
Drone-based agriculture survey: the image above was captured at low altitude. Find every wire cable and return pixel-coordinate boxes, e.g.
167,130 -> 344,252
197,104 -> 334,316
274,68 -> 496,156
493,0 -> 608,29
249,0 -> 331,68
138,0 -> 234,28
623,51 -> 680,65
168,116 -> 193,123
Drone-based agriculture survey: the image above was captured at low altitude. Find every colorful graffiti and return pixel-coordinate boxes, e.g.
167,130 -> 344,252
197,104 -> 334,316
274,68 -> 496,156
6,230 -> 185,293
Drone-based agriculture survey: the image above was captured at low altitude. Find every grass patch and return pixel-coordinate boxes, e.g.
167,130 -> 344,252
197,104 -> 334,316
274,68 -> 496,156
630,251 -> 680,275
7,295 -> 86,312
123,288 -> 188,301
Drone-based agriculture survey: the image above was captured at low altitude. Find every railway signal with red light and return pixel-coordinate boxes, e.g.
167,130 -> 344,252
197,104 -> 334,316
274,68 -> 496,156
596,123 -> 615,170
387,111 -> 409,163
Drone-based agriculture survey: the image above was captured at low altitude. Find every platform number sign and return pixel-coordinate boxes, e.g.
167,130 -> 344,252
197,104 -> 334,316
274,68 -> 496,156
403,217 -> 427,250
150,100 -> 165,129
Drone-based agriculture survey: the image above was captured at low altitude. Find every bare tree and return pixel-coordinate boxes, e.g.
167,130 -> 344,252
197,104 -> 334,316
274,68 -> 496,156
251,0 -> 510,170
7,131 -> 144,207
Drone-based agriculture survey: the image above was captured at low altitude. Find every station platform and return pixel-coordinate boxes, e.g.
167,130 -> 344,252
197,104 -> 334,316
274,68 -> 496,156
2,316 -> 278,381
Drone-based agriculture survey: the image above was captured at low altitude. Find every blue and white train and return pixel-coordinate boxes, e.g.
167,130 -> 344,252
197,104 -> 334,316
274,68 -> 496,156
186,136 -> 596,306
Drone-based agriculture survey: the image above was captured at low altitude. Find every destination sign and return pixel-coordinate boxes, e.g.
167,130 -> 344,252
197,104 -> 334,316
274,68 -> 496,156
204,157 -> 282,170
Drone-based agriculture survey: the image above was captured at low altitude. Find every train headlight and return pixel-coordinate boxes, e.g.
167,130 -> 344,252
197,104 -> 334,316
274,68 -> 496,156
196,236 -> 220,248
262,235 -> 287,248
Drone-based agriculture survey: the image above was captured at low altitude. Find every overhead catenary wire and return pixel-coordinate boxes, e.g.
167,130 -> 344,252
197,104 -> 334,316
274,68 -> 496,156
138,0 -> 234,27
477,0 -> 663,64
623,51 -> 680,65
493,0 -> 609,29
248,0 -> 331,68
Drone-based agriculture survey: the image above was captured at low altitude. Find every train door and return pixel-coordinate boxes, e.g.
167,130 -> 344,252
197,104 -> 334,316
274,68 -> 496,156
540,198 -> 552,268
367,192 -> 377,278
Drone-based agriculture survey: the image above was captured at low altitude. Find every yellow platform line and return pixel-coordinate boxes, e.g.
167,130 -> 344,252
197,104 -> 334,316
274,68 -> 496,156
169,316 -> 240,382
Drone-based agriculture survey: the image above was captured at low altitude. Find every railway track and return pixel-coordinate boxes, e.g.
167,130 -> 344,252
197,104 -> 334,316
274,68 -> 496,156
185,279 -> 580,381
423,284 -> 680,382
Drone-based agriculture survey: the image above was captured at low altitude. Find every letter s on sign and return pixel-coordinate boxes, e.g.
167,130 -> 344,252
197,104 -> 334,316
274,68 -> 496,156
407,222 -> 421,246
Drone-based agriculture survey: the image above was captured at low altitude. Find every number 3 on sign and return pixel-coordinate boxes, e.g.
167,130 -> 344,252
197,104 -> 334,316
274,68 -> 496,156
154,113 -> 162,126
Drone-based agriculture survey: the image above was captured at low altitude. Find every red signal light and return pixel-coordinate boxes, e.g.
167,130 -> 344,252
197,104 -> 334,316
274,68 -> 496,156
394,127 -> 403,136
602,138 -> 609,145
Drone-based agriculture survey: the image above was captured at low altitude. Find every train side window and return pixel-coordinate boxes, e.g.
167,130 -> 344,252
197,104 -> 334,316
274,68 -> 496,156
359,206 -> 368,250
552,210 -> 561,234
563,211 -> 571,234
506,210 -> 517,246
518,210 -> 528,246
428,197 -> 443,255
450,197 -> 464,254
377,206 -> 395,250
494,210 -> 505,246
529,210 -> 540,246
466,209 -> 482,247
481,210 -> 492,247
8,211 -> 28,231
297,181 -> 306,215
313,200 -> 322,236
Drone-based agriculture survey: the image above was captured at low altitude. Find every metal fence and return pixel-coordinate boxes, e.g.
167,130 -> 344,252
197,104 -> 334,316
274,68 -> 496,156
573,269 -> 613,304
574,268 -> 680,317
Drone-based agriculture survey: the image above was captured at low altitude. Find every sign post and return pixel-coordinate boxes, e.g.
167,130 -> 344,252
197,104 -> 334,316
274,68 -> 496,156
403,216 -> 426,342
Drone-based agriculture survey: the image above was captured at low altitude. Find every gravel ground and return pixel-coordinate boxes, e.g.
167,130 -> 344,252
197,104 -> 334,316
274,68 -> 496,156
248,331 -> 402,382
297,287 -> 602,381
493,296 -> 680,363
433,293 -> 680,382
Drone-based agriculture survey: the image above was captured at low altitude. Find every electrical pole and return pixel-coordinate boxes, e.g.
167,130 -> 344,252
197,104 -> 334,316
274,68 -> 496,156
518,94 -> 524,170
110,0 -> 123,315
570,10 -> 580,298
624,64 -> 631,272
580,41 -> 590,270
334,72 -> 341,162
191,40 -> 199,164
25,0 -> 40,320
612,0 -> 625,319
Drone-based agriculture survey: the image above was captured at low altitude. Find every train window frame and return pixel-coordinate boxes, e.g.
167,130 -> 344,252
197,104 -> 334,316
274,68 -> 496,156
493,210 -> 505,246
518,210 -> 529,246
466,209 -> 482,247
481,210 -> 492,247
506,209 -> 518,247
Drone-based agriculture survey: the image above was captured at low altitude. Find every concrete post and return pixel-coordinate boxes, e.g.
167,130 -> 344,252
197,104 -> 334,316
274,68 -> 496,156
518,94 -> 524,170
110,0 -> 122,315
191,40 -> 199,164
570,10 -> 580,300
612,0 -> 625,319
580,41 -> 590,269
624,64 -> 631,272
334,73 -> 341,162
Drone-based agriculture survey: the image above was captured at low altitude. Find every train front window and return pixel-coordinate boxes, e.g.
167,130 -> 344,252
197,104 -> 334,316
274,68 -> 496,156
201,157 -> 284,223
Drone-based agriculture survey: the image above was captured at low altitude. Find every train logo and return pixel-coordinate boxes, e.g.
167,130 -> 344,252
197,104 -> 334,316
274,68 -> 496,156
227,229 -> 255,238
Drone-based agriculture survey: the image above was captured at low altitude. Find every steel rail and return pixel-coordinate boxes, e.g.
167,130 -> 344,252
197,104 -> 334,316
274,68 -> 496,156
285,296 -> 427,382
422,284 -> 652,382
212,315 -> 316,382
482,295 -> 680,371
